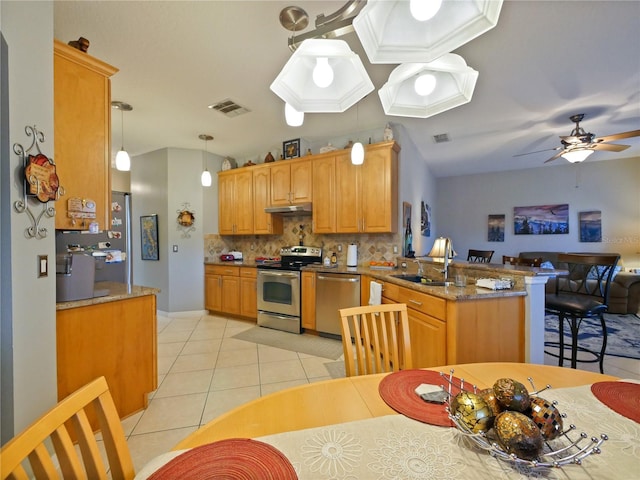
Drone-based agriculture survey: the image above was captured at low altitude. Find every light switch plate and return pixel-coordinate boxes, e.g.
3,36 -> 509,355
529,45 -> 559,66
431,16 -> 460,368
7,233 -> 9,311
38,255 -> 48,277
173,245 -> 178,252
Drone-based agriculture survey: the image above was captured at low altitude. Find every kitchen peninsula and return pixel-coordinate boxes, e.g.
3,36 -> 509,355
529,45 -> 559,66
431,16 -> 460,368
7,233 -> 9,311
206,257 -> 551,367
56,282 -> 159,421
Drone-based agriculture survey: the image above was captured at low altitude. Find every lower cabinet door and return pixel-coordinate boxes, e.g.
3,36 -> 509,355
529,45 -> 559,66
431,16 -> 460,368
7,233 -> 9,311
407,308 -> 446,368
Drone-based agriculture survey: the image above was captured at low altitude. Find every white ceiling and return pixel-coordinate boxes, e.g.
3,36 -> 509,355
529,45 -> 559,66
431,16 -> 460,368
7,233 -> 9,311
53,1 -> 640,177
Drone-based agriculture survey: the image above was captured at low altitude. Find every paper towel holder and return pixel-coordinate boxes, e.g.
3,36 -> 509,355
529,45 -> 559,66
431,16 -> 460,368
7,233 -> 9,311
347,243 -> 358,267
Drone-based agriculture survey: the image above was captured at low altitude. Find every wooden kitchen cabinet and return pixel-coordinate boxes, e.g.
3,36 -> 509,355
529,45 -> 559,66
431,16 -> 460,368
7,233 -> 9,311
56,294 -> 157,421
381,279 -> 524,368
312,155 -> 336,233
54,39 -> 118,230
205,264 -> 256,319
218,169 -> 253,235
335,142 -> 398,233
301,271 -> 316,330
270,158 -> 312,206
240,267 -> 258,318
252,165 -> 283,235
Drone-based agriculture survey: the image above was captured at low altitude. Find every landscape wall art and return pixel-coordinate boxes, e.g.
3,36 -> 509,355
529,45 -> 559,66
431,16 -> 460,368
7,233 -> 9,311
513,204 -> 569,235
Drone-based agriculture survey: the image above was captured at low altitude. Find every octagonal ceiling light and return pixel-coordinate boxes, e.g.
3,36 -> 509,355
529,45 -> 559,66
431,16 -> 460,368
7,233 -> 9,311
354,0 -> 504,64
378,53 -> 479,118
270,38 -> 374,113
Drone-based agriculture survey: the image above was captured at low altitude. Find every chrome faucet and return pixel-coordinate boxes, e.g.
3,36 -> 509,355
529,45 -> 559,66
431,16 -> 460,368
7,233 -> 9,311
414,259 -> 424,277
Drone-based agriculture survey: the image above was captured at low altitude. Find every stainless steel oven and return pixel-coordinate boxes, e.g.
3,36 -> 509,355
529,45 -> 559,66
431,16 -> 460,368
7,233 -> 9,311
257,270 -> 301,333
257,246 -> 321,334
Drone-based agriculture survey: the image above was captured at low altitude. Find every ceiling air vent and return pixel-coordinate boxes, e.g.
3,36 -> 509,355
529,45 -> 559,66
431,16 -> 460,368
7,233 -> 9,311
433,133 -> 450,143
208,99 -> 251,118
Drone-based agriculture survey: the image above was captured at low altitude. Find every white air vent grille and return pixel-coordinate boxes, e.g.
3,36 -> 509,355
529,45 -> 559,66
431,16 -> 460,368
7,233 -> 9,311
208,99 -> 250,117
433,133 -> 450,143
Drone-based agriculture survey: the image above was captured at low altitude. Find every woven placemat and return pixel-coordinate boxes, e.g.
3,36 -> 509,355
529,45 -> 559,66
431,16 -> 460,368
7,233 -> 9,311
591,381 -> 640,424
148,438 -> 297,479
379,369 -> 463,427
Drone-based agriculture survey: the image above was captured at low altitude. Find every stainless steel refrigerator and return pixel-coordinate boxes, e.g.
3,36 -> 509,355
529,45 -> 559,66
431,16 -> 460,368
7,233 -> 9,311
55,191 -> 132,285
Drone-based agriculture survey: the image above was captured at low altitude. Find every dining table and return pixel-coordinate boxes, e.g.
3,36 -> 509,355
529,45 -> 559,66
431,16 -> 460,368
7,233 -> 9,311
136,363 -> 639,479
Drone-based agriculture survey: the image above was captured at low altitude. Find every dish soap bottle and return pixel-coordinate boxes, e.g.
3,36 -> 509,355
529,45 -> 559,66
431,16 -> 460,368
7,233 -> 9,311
331,252 -> 337,265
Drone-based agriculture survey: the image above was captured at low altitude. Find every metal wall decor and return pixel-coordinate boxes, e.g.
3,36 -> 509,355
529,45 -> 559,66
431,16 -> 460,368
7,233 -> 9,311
176,202 -> 196,238
13,125 -> 65,239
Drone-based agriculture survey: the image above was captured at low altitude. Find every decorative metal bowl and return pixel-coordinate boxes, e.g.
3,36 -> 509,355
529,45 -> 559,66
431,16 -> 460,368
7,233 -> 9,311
439,370 -> 608,468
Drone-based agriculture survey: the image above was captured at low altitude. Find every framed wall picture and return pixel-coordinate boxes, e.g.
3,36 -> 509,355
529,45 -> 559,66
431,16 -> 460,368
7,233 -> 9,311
283,138 -> 300,160
140,214 -> 159,260
579,210 -> 602,242
513,204 -> 569,235
421,201 -> 431,237
488,214 -> 505,242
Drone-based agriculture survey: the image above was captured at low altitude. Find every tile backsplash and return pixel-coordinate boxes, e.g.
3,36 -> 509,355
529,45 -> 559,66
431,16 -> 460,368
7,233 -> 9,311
205,216 -> 401,265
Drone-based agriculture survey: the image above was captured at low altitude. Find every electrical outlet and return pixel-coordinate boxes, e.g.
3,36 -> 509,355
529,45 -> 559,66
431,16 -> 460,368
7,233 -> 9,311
337,244 -> 342,252
173,245 -> 178,252
393,245 -> 398,254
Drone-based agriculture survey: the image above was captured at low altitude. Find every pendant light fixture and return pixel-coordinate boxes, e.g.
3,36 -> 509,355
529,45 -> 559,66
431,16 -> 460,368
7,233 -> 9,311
351,103 -> 364,165
199,134 -> 213,187
111,101 -> 133,171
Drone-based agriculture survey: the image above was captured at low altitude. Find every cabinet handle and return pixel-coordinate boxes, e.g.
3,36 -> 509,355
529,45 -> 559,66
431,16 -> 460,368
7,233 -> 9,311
409,299 -> 423,306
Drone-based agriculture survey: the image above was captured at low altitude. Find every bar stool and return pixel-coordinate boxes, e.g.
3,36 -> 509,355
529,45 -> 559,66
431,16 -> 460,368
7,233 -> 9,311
544,253 -> 620,373
467,249 -> 494,263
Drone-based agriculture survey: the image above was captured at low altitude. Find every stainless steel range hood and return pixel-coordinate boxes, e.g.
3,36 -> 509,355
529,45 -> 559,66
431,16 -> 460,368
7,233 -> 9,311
265,203 -> 312,215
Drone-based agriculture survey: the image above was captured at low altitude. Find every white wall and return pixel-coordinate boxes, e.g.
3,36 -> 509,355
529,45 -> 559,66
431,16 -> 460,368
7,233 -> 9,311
1,1 -> 57,442
131,147 -> 222,313
435,157 -> 640,268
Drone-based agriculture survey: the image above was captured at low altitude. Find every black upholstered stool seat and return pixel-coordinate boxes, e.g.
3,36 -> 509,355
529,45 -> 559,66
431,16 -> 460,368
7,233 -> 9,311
544,253 -> 620,374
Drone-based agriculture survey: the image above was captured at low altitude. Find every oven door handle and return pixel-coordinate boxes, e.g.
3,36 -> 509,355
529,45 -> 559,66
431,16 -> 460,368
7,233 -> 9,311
259,271 -> 300,278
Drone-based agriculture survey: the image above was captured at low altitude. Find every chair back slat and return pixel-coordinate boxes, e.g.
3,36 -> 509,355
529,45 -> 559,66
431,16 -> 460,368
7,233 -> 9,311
467,249 -> 494,263
555,254 -> 620,303
339,304 -> 413,377
1,377 -> 134,480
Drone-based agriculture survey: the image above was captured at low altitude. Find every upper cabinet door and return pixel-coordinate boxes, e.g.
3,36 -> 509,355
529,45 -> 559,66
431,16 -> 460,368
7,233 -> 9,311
270,159 -> 312,205
361,143 -> 398,233
54,40 -> 118,231
312,156 -> 336,233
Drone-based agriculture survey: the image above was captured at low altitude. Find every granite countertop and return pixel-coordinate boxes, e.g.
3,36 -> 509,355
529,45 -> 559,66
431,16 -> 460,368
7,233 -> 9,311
56,282 -> 160,311
203,259 -> 559,301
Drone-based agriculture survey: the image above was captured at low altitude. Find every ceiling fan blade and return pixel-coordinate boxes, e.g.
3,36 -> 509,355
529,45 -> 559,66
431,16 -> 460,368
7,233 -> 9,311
513,146 -> 560,158
591,143 -> 630,152
593,129 -> 640,143
544,151 -> 564,164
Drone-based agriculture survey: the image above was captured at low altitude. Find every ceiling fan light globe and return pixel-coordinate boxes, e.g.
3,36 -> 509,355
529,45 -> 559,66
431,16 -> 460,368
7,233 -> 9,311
562,149 -> 594,163
285,103 -> 304,126
313,57 -> 334,88
115,149 -> 131,171
410,0 -> 443,21
414,73 -> 437,96
351,142 -> 364,165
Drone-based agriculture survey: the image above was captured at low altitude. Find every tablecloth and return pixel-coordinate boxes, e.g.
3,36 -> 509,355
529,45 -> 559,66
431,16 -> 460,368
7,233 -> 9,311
136,381 -> 640,479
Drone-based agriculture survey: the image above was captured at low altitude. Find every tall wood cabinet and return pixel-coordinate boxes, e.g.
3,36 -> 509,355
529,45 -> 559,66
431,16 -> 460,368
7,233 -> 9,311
252,164 -> 283,235
53,39 -> 118,230
218,169 -> 253,235
336,142 -> 399,233
311,155 -> 336,233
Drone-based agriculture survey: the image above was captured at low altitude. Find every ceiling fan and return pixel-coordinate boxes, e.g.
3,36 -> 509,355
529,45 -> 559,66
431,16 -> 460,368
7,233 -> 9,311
516,114 -> 640,164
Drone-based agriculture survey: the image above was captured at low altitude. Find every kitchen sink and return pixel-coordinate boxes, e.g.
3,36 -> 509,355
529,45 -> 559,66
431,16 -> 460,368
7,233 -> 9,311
389,274 -> 452,286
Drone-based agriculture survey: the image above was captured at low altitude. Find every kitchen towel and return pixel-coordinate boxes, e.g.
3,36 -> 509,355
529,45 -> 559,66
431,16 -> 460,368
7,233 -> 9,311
369,281 -> 382,306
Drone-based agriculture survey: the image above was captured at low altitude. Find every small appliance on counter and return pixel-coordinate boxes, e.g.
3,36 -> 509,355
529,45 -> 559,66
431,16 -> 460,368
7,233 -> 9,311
347,243 -> 358,267
56,253 -> 109,302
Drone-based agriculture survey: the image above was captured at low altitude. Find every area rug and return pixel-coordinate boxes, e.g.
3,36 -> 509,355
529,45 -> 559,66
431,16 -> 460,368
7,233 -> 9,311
233,327 -> 344,360
544,313 -> 640,360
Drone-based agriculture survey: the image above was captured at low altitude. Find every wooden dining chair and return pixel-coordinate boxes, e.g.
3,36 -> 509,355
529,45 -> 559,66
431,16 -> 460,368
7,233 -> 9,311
0,376 -> 135,480
339,303 -> 413,377
467,249 -> 494,263
544,253 -> 620,374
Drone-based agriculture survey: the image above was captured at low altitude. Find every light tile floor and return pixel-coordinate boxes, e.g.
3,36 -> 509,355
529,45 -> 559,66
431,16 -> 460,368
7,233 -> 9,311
122,311 -> 640,473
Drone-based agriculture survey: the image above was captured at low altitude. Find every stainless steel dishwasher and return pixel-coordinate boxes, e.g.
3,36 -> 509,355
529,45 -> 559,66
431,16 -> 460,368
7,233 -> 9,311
315,272 -> 360,337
